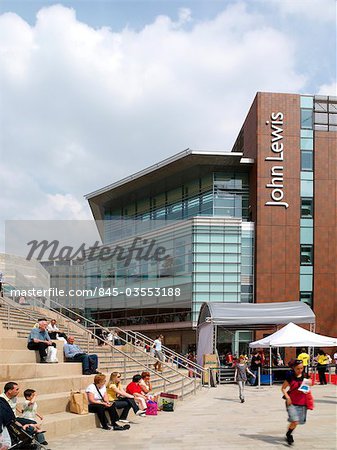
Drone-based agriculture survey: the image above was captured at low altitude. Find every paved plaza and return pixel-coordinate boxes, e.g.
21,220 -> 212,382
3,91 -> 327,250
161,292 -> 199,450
50,383 -> 337,449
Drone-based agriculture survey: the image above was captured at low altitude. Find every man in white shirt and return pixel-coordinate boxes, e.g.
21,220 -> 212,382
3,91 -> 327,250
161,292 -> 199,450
153,335 -> 164,372
47,319 -> 67,341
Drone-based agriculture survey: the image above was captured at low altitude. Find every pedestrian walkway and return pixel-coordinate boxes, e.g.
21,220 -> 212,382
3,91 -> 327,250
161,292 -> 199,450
50,383 -> 337,449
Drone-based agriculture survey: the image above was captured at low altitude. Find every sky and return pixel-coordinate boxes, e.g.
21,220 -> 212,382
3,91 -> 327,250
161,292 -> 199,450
0,0 -> 336,252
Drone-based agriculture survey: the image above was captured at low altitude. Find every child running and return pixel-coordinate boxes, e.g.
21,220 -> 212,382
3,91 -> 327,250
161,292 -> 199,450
234,355 -> 256,403
281,359 -> 312,446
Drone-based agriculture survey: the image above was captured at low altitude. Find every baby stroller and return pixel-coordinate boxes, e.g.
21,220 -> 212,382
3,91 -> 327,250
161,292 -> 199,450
7,421 -> 50,450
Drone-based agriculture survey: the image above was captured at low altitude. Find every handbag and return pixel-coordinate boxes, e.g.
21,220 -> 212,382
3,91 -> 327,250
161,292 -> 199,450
145,400 -> 158,416
69,391 -> 88,415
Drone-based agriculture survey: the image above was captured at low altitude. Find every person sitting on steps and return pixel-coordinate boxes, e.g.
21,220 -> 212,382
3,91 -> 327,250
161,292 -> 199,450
64,336 -> 99,375
46,319 -> 67,342
27,318 -> 57,363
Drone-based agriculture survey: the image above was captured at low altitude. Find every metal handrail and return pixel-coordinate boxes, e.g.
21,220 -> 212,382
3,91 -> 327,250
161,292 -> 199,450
128,329 -> 206,376
2,289 -> 199,389
3,281 -> 203,375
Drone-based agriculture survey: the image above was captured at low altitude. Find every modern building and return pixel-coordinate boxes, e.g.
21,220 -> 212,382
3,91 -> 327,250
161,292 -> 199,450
40,259 -> 85,313
85,92 -> 337,353
0,253 -> 50,305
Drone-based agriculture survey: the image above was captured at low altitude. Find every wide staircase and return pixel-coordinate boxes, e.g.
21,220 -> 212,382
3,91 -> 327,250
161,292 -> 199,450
0,296 -> 202,442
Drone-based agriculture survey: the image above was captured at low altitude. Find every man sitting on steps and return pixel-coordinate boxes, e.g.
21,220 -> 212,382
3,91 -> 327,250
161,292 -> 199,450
27,318 -> 57,363
64,336 -> 99,375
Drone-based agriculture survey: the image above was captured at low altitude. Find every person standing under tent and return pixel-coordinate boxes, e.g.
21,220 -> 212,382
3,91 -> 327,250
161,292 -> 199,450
297,348 -> 310,375
281,359 -> 312,446
234,355 -> 255,403
316,349 -> 328,385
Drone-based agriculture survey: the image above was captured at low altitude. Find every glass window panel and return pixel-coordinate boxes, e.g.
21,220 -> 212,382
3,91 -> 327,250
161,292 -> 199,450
195,233 -> 210,243
300,245 -> 313,265
223,293 -> 238,301
225,235 -> 239,243
210,243 -> 224,252
194,243 -> 209,252
300,292 -> 313,307
225,244 -> 239,253
314,112 -> 328,124
195,273 -> 210,282
223,283 -> 239,292
210,273 -> 223,282
300,265 -> 313,275
329,114 -> 337,125
210,233 -> 225,244
210,283 -> 224,292
195,254 -> 209,263
301,198 -> 313,218
301,171 -> 313,180
225,254 -> 240,263
328,103 -> 337,113
301,151 -> 313,171
195,263 -> 210,271
194,292 -> 208,301
314,124 -> 328,131
300,129 -> 313,138
209,254 -> 223,263
301,180 -> 313,197
210,263 -> 224,272
300,138 -> 313,150
195,283 -> 210,292
300,96 -> 313,108
224,263 -> 240,272
301,109 -> 313,129
241,256 -> 253,266
314,102 -> 328,112
300,274 -> 313,291
300,227 -> 313,245
330,125 -> 337,131
210,293 -> 224,301
224,273 -> 239,282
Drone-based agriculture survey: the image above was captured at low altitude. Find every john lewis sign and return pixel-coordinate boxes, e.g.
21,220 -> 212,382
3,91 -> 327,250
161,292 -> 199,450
265,112 -> 289,208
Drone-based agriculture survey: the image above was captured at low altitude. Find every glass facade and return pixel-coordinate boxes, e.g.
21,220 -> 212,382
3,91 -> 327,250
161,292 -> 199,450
192,221 -> 254,323
299,96 -> 314,308
314,95 -> 337,132
85,170 -> 253,327
103,172 -> 249,244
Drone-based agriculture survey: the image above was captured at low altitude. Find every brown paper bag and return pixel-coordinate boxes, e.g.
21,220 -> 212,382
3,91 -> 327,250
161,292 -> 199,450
69,391 -> 88,415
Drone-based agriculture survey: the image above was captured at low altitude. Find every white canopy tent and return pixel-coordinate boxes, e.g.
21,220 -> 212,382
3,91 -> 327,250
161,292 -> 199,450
196,301 -> 316,366
249,322 -> 337,348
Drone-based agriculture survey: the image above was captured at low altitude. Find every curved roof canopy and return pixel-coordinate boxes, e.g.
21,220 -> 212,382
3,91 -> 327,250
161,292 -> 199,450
197,301 -> 315,330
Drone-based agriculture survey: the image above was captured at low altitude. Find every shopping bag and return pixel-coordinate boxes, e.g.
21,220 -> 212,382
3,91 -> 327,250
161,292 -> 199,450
69,391 -> 88,415
158,392 -> 178,411
145,400 -> 158,415
46,345 -> 58,363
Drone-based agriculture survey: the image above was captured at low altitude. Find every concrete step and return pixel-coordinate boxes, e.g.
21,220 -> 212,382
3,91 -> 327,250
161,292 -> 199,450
42,411 -> 97,439
0,362 -> 83,381
2,374 -> 97,395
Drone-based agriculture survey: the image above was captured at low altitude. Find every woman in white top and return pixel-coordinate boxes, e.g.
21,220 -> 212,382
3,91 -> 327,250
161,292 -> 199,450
85,374 -> 129,431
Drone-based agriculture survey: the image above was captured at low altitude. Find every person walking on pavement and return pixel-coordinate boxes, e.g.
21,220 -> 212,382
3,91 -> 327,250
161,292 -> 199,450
153,335 -> 164,372
234,355 -> 255,403
281,359 -> 312,446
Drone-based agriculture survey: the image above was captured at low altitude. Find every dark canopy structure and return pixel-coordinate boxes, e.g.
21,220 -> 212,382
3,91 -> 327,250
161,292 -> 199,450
196,301 -> 315,365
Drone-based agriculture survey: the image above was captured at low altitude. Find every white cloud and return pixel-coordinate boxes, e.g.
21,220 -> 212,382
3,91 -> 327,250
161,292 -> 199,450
0,2 -> 324,250
273,0 -> 336,22
318,81 -> 337,95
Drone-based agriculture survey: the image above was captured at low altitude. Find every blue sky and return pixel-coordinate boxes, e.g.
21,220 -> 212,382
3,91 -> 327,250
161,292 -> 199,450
0,0 -> 336,251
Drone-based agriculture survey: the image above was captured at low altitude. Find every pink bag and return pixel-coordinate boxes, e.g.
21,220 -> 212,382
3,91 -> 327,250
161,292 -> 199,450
146,400 -> 158,415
